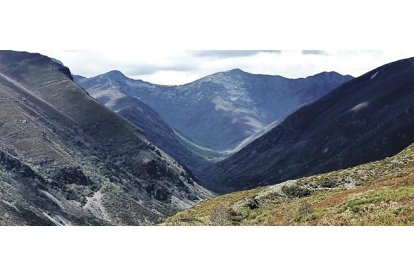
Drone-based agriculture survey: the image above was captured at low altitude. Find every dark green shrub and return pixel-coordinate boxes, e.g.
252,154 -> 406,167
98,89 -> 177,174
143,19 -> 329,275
282,185 -> 311,198
320,181 -> 336,188
246,198 -> 260,209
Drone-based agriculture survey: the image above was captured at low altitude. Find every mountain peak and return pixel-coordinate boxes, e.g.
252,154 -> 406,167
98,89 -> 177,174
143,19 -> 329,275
307,71 -> 353,81
227,68 -> 245,74
103,70 -> 128,79
220,68 -> 251,76
312,71 -> 342,77
99,70 -> 155,85
201,68 -> 249,80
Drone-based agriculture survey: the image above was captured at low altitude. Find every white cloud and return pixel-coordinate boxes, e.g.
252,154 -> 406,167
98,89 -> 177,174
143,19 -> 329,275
41,50 -> 414,85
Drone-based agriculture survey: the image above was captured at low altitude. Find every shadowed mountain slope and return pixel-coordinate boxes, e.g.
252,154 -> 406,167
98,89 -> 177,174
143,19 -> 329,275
207,57 -> 414,193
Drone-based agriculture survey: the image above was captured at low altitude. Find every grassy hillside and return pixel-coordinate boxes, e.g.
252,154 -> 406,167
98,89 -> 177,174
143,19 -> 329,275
164,143 -> 414,225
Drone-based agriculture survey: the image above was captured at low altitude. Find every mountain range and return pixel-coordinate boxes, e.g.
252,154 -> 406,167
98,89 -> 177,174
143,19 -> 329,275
76,68 -> 351,185
76,70 -> 352,156
1,50 -> 414,226
0,51 -> 210,226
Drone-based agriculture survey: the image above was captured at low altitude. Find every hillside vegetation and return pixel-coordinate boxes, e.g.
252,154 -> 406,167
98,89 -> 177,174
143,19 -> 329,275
164,143 -> 414,225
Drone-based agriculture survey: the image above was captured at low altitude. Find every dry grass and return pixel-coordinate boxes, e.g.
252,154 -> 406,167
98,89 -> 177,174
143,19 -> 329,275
164,144 -> 414,226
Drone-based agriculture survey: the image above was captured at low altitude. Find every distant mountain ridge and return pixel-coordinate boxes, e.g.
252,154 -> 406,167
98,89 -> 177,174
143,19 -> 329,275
77,69 -> 352,155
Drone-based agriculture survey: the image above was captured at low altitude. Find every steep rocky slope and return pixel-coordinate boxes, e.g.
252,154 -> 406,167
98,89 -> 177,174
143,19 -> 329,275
207,57 -> 414,193
0,51 -> 210,226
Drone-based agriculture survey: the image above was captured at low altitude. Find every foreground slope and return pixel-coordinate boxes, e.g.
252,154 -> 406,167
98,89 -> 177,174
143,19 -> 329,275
78,70 -> 352,152
208,57 -> 414,193
0,51 -> 210,225
164,142 -> 414,226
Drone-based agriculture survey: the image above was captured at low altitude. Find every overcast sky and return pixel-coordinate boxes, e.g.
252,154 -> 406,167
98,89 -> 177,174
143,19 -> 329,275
42,50 -> 414,85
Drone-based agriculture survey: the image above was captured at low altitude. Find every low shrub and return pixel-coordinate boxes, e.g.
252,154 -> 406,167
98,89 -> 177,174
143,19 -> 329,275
282,185 -> 311,198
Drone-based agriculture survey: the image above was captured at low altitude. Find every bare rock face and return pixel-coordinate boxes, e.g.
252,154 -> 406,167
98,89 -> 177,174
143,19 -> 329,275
0,150 -> 38,179
50,166 -> 99,204
52,166 -> 94,187
0,51 -> 211,225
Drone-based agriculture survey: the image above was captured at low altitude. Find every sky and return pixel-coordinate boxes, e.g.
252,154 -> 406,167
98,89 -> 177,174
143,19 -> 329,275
41,50 -> 414,85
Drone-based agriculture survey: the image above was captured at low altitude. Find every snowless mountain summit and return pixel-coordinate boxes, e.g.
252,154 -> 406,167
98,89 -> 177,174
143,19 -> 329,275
78,68 -> 352,153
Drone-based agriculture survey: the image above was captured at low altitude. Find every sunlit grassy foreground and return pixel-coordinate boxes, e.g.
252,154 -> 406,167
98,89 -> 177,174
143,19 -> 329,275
164,144 -> 414,225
